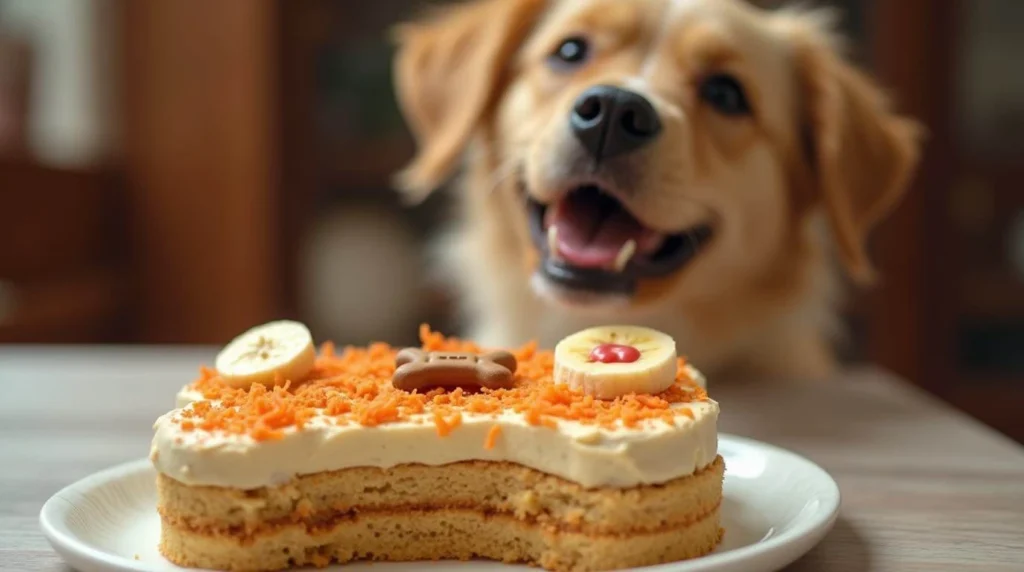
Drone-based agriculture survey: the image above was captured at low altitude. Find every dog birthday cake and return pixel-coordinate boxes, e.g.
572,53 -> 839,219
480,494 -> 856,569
151,321 -> 724,571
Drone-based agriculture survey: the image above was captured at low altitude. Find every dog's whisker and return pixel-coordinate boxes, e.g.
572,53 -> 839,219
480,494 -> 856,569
686,228 -> 701,253
486,158 -> 521,196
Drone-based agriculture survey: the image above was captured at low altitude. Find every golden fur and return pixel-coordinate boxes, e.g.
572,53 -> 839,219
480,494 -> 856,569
391,0 -> 921,381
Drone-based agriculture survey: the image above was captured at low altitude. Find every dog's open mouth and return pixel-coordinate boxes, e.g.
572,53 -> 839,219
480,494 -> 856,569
528,185 -> 713,295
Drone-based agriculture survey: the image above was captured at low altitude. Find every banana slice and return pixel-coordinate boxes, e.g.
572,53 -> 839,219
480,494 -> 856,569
214,320 -> 316,389
553,325 -> 677,399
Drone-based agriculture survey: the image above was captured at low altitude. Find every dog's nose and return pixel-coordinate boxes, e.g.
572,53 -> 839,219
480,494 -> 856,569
570,85 -> 662,161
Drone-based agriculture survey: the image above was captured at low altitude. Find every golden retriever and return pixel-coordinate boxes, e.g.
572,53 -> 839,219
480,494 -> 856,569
390,0 -> 921,381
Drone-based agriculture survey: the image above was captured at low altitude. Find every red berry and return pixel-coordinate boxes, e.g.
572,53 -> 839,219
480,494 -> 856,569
588,343 -> 641,363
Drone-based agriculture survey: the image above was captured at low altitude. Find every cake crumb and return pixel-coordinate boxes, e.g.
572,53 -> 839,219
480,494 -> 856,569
133,554 -> 140,560
565,508 -> 586,525
293,498 -> 314,519
515,490 -> 541,517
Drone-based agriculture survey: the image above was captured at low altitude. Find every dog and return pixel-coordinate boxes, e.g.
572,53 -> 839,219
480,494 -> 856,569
390,0 -> 921,381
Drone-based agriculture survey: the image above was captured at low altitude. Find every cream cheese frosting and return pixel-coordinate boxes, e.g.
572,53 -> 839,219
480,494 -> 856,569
151,397 -> 718,490
175,386 -> 205,409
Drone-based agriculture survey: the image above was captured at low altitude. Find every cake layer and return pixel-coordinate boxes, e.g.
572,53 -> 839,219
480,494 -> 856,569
160,505 -> 723,572
158,456 -> 725,535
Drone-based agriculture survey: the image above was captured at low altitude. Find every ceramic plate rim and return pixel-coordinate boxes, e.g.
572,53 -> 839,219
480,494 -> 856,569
40,433 -> 841,572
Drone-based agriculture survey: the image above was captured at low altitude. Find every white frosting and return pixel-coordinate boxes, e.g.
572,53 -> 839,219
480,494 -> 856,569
152,402 -> 718,490
175,386 -> 204,409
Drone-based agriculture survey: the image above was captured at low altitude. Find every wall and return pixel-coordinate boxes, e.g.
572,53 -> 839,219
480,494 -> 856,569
0,0 -> 118,167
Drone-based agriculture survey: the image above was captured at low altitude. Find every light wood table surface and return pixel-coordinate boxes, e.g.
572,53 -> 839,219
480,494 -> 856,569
1,346 -> 1023,571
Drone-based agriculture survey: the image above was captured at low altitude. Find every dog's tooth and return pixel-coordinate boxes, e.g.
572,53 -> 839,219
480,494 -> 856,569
548,225 -> 562,260
544,205 -> 557,229
613,239 -> 637,273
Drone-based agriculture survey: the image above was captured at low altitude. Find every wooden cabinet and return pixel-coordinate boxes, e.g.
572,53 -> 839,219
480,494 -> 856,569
0,160 -> 133,342
937,1 -> 1024,440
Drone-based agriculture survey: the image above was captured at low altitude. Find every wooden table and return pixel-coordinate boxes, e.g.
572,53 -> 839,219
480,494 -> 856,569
2,347 -> 1023,571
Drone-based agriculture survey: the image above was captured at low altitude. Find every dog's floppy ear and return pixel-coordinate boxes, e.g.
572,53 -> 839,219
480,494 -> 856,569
785,12 -> 923,284
391,0 -> 546,203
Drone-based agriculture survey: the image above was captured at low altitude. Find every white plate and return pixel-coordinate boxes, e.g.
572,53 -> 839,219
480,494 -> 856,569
40,434 -> 839,572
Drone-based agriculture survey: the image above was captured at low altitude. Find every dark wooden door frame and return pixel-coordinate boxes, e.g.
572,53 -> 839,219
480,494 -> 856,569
120,0 -> 283,343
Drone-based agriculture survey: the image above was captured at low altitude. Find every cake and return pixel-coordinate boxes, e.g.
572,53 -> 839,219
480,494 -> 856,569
151,321 -> 724,571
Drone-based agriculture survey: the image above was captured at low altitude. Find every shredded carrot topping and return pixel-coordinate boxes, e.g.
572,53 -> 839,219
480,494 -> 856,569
484,424 -> 502,449
177,325 -> 708,442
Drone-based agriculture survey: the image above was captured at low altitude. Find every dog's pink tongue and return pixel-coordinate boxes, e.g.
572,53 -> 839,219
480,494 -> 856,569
549,199 -> 662,268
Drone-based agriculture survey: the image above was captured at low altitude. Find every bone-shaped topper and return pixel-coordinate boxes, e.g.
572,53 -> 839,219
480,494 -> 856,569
392,348 -> 518,392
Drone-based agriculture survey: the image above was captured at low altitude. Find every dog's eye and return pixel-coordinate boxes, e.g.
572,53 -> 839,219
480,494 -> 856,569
699,74 -> 751,116
549,36 -> 589,69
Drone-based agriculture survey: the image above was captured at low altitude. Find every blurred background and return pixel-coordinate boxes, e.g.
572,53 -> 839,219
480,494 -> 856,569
0,0 -> 1021,441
